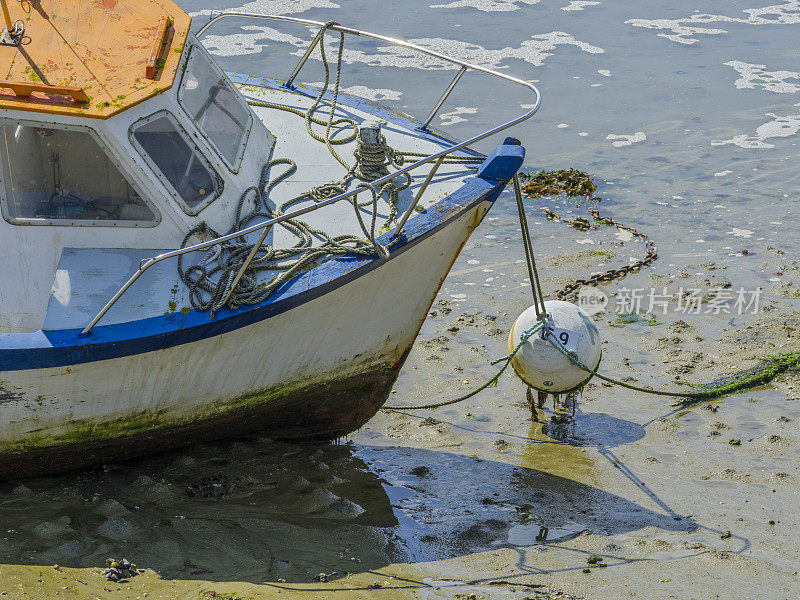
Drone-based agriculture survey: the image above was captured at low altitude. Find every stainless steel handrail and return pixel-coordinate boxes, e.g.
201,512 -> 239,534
421,66 -> 467,131
80,15 -> 541,335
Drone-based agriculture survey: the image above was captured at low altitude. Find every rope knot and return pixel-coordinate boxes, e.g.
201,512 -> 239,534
353,132 -> 393,181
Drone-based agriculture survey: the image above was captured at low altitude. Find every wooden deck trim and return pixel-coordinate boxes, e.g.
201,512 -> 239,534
0,81 -> 89,104
145,16 -> 174,79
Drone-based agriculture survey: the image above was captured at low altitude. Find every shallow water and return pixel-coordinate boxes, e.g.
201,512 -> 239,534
0,434 -> 691,581
188,0 -> 800,306
188,0 -> 800,255
2,1 -> 800,597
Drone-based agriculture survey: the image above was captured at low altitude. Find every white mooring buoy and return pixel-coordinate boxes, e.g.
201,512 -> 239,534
508,299 -> 602,393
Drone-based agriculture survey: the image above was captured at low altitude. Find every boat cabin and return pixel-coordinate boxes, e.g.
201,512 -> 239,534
0,0 -> 519,340
0,0 -> 275,333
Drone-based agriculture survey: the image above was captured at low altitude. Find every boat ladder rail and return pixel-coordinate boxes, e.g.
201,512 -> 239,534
80,15 -> 541,335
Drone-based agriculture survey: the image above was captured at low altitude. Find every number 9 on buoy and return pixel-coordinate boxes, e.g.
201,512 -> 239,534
507,299 -> 602,393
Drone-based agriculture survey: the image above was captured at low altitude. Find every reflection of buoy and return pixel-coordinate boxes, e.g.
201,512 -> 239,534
508,300 -> 602,393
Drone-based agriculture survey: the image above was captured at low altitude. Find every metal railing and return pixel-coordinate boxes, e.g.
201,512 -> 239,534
80,14 -> 541,335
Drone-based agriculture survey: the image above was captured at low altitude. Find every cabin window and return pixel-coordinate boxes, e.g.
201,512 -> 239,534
179,44 -> 253,170
130,111 -> 222,214
0,123 -> 157,226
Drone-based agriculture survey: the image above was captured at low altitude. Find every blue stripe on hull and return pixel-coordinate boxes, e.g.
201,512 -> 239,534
0,177 -> 505,371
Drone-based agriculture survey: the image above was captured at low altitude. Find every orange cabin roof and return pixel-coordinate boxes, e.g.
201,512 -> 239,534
0,0 -> 191,119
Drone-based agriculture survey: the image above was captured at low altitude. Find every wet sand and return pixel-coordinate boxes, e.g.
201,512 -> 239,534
1,202 -> 799,600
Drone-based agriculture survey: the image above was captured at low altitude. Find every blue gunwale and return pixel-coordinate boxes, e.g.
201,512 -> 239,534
0,179 -> 505,371
0,78 -> 520,371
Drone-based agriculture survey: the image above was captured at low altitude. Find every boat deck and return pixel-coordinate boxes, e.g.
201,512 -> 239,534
239,77 -> 483,245
41,79 -> 484,331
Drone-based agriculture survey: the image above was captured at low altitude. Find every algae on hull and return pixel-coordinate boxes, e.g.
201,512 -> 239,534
0,352 -> 404,478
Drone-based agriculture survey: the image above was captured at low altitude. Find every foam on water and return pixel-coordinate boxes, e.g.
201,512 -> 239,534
712,104 -> 800,149
203,27 -> 605,69
561,1 -> 600,12
439,106 -> 479,126
727,228 -> 754,238
725,61 -> 800,94
430,0 -> 540,11
606,131 -> 646,147
307,82 -> 404,101
626,0 -> 800,45
339,32 -> 605,70
201,25 -> 308,57
189,0 -> 339,17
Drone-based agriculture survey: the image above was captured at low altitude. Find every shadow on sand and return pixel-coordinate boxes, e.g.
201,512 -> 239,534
0,432 -> 694,585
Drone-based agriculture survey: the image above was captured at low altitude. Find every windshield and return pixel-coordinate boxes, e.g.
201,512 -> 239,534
131,111 -> 221,213
179,44 -> 253,170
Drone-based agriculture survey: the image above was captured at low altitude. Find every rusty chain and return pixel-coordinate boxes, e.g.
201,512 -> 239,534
532,189 -> 658,301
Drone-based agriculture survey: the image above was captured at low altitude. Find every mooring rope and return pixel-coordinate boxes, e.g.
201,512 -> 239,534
178,20 -> 489,313
383,323 -> 800,412
383,169 -> 800,412
383,321 -> 545,410
541,335 -> 800,409
512,174 -> 548,320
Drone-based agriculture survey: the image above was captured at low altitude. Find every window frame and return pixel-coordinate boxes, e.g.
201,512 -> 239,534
129,109 -> 224,216
177,42 -> 254,173
0,118 -> 161,228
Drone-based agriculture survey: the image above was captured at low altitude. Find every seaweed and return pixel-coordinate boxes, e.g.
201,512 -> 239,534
673,352 -> 800,408
519,168 -> 598,201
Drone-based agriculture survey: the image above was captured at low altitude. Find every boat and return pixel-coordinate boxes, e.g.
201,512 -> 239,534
0,0 -> 539,478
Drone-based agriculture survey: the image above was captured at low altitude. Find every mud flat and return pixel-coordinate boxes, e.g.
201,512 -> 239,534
0,207 -> 799,600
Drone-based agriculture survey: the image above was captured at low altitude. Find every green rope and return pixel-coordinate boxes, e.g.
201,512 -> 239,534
382,321 -> 543,410
185,21 -> 473,313
383,319 -> 800,412
247,98 -> 358,143
177,160 -> 389,312
179,24 -> 393,313
543,334 -> 800,407
306,23 -> 351,170
244,22 -> 408,217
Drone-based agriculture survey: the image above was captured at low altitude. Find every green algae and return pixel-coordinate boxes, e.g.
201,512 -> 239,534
608,310 -> 660,327
673,351 -> 800,408
0,355 -> 392,455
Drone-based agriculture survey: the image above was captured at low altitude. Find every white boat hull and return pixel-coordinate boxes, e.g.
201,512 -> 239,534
0,198 -> 492,477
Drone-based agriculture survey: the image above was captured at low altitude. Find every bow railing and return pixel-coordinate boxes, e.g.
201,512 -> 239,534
80,14 -> 540,335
